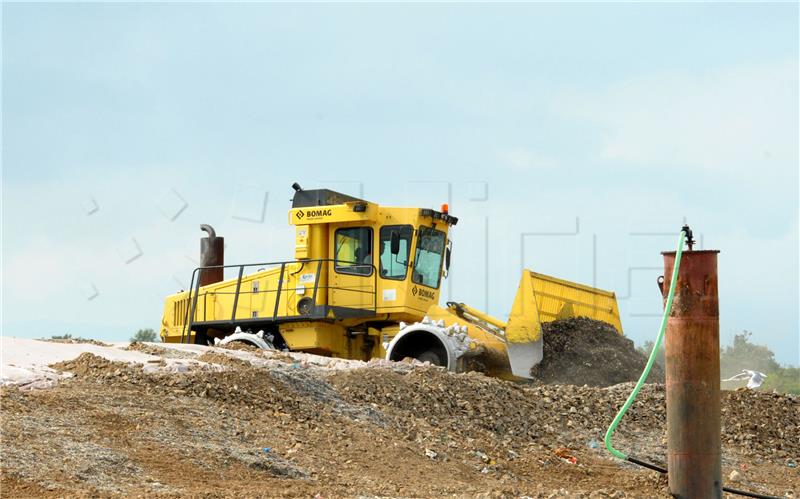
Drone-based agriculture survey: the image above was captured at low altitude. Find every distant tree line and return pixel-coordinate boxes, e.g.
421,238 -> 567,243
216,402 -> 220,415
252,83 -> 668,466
47,328 -> 159,343
638,331 -> 799,394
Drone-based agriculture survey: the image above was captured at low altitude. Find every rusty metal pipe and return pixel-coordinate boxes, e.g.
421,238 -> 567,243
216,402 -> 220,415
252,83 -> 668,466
662,249 -> 721,499
199,224 -> 224,287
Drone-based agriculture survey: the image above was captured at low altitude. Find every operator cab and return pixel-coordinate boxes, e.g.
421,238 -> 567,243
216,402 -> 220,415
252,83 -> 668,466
289,184 -> 456,318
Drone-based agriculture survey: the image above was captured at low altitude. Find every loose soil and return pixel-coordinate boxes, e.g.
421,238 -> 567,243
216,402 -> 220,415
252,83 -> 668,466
531,318 -> 665,386
2,345 -> 796,498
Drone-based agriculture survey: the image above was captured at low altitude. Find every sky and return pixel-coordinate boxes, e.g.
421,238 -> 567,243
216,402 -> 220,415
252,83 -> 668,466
2,3 -> 798,365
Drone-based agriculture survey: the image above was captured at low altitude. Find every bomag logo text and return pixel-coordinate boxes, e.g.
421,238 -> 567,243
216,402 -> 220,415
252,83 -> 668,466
297,208 -> 332,219
412,286 -> 436,300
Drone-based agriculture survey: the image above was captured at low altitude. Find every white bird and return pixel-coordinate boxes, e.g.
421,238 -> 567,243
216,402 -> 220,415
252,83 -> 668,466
723,370 -> 768,389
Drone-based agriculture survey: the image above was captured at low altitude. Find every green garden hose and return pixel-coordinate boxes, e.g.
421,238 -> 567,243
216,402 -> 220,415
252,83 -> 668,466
604,229 -> 686,460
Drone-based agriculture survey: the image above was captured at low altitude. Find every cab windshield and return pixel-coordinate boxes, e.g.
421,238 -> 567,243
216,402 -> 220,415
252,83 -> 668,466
412,226 -> 446,288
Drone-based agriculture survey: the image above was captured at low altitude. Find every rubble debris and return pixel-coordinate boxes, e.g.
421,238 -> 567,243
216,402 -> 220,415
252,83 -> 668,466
126,342 -> 196,359
218,340 -> 262,352
554,447 -> 577,464
530,317 -> 665,386
1,339 -> 796,497
42,337 -> 111,347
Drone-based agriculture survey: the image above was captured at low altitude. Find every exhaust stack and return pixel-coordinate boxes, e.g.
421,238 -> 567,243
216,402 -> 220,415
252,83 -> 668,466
199,224 -> 224,287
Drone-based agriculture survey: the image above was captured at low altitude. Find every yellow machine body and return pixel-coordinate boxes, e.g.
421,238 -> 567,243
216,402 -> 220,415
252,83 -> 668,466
160,186 -> 622,380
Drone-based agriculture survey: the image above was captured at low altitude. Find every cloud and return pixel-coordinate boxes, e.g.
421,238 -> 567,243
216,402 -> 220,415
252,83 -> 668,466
552,60 -> 799,172
497,148 -> 559,172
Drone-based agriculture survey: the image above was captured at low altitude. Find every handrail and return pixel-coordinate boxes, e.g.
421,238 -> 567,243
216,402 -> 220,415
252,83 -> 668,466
191,285 -> 376,296
184,272 -> 202,344
179,258 -> 378,344
230,266 -> 245,322
273,263 -> 287,319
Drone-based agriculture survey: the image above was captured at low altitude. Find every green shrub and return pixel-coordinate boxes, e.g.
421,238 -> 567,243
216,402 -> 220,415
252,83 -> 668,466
130,328 -> 157,343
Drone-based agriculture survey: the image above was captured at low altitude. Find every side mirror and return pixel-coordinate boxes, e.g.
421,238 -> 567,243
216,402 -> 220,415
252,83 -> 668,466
445,246 -> 451,272
390,231 -> 400,255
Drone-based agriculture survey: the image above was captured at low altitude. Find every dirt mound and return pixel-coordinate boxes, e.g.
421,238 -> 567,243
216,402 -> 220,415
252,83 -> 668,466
219,340 -> 262,352
126,342 -> 196,359
329,369 -> 798,465
4,347 -> 796,497
42,337 -> 111,347
197,351 -> 255,369
530,318 -> 664,386
51,352 -> 144,378
723,389 -> 799,461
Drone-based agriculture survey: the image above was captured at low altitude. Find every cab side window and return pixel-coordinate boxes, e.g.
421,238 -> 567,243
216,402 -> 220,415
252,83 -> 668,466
334,227 -> 373,276
412,226 -> 446,288
379,225 -> 412,280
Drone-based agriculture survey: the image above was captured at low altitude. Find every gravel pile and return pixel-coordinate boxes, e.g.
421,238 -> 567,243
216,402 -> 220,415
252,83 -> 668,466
53,352 -> 385,424
530,318 -> 665,386
722,389 -> 799,461
51,352 -> 157,378
329,368 -> 798,465
126,341 -> 197,359
49,350 -> 798,466
2,343 -> 796,497
218,341 -> 262,352
41,337 -> 111,347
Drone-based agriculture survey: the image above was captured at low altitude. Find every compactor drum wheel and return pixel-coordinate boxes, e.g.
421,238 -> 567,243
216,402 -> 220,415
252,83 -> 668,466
385,319 -> 476,372
214,328 -> 276,350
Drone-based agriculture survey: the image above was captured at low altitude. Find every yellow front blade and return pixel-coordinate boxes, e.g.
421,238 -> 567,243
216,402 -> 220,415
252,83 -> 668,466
505,271 -> 623,378
505,271 -> 544,378
530,272 -> 623,334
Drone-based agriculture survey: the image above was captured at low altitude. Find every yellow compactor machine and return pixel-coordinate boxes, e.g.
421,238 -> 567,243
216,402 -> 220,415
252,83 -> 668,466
160,184 -> 623,379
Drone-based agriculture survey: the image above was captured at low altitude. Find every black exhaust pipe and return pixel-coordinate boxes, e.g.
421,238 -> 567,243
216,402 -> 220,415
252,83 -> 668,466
199,224 -> 224,286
